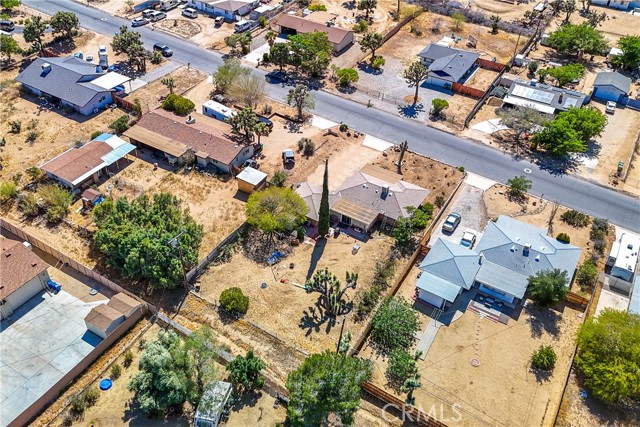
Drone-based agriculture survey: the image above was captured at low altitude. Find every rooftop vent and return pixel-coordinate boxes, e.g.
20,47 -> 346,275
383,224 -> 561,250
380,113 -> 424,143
41,63 -> 51,72
523,243 -> 531,256
535,254 -> 540,262
479,252 -> 484,264
510,245 -> 517,252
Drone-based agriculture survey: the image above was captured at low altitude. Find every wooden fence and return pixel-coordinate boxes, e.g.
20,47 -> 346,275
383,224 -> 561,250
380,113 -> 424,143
565,291 -> 589,310
451,82 -> 485,100
186,222 -> 248,282
112,93 -> 138,112
382,12 -> 419,44
475,58 -> 507,72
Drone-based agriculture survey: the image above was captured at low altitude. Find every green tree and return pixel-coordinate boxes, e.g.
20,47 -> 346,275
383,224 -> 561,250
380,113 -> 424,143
406,203 -> 433,230
109,114 -> 130,134
506,175 -> 532,202
370,297 -> 419,354
403,60 -> 430,105
271,170 -> 287,187
227,73 -> 266,108
26,166 -> 42,181
220,287 -> 249,314
0,34 -> 20,62
386,349 -> 418,387
490,15 -> 501,34
185,326 -> 219,399
286,352 -> 372,426
337,68 -> 359,87
245,187 -> 307,242
0,181 -> 17,204
129,330 -> 195,414
50,11 -> 79,40
585,9 -> 607,27
357,0 -> 377,19
576,261 -> 598,289
527,269 -> 569,308
93,193 -> 203,288
548,23 -> 608,58
23,15 -> 48,54
497,106 -> 549,154
612,35 -> 640,69
161,77 -> 175,95
111,26 -> 148,72
392,216 -> 415,252
265,30 -> 277,47
541,63 -> 585,87
227,106 -> 258,140
227,351 -> 266,393
254,121 -> 271,145
286,84 -> 315,120
212,58 -> 249,94
162,94 -> 195,115
288,32 -> 332,77
557,106 -> 607,142
575,309 -> 640,404
1,0 -> 20,10
305,268 -> 358,317
318,159 -> 330,237
225,31 -> 252,56
431,98 -> 449,117
269,42 -> 290,71
360,32 -> 384,60
451,11 -> 466,31
533,117 -> 587,156
531,345 -> 557,371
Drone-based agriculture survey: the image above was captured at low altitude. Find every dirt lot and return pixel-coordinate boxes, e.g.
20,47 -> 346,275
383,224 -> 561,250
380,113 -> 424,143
316,0 -> 401,37
471,0 -> 537,21
129,67 -> 207,113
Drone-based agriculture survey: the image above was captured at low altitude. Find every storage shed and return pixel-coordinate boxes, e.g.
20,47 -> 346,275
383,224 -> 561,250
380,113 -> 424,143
236,166 -> 267,193
84,303 -> 124,340
194,381 -> 233,427
592,71 -> 632,102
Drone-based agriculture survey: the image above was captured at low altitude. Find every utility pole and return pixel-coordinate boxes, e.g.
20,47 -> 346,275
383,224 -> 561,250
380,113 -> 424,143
168,231 -> 189,291
336,312 -> 350,354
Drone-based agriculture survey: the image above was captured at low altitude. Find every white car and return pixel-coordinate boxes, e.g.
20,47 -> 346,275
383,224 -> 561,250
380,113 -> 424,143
460,229 -> 477,249
98,45 -> 107,57
131,17 -> 149,27
182,7 -> 198,18
605,101 -> 616,114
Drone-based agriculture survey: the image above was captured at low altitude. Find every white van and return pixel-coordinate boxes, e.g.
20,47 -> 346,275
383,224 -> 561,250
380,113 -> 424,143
149,11 -> 167,22
234,20 -> 254,33
182,7 -> 198,18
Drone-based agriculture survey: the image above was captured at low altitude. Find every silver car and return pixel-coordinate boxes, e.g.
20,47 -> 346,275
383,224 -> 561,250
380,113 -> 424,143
442,212 -> 461,232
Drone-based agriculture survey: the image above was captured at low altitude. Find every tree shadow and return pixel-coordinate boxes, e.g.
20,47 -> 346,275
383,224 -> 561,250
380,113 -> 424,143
299,301 -> 331,336
305,238 -> 326,281
533,152 -> 581,176
231,390 -> 261,411
398,103 -> 424,118
524,303 -> 561,339
341,0 -> 356,10
357,61 -> 383,75
337,85 -> 357,94
530,366 -> 553,383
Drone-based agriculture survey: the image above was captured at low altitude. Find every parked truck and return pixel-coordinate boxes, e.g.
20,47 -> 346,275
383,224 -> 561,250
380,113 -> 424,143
159,0 -> 179,11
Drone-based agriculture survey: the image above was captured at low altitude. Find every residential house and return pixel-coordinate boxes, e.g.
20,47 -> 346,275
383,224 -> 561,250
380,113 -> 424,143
40,134 -> 136,191
592,71 -> 632,102
417,216 -> 581,309
503,79 -> 588,115
590,0 -> 640,10
629,276 -> 640,314
123,110 -> 254,173
194,381 -> 233,427
188,0 -> 258,20
417,44 -> 480,88
607,233 -> 639,282
296,165 -> 429,232
273,14 -> 355,53
15,57 -> 130,115
0,237 -> 50,320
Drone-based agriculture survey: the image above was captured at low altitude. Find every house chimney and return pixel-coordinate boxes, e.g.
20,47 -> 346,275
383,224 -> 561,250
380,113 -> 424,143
523,243 -> 531,256
381,184 -> 390,199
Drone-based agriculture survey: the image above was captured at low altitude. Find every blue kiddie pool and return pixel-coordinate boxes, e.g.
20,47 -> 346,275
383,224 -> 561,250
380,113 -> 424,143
99,379 -> 113,391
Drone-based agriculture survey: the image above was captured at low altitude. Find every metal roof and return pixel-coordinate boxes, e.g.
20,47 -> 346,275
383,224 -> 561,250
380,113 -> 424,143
594,71 -> 632,94
194,381 -> 232,423
90,72 -> 131,90
416,271 -> 462,302
331,198 -> 379,226
237,167 -> 267,186
629,275 -> 640,315
475,261 -> 529,299
505,80 -> 587,113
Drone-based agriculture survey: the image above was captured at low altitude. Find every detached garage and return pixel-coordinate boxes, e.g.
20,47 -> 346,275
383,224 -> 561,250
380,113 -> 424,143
592,71 -> 632,102
236,167 -> 267,194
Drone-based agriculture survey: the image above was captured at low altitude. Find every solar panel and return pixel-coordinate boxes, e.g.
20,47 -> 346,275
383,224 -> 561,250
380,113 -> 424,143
511,84 -> 554,105
563,97 -> 578,109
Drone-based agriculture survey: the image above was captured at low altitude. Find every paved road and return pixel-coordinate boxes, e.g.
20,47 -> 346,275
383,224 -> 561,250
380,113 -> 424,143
22,0 -> 640,232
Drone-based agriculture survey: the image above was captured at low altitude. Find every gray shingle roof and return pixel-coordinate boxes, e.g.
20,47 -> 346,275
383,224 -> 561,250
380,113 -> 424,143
419,238 -> 480,290
594,71 -> 632,94
417,44 -> 479,82
16,57 -> 108,107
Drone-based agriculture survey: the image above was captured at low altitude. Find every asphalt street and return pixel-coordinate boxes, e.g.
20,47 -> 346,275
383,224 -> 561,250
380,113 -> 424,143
21,0 -> 640,232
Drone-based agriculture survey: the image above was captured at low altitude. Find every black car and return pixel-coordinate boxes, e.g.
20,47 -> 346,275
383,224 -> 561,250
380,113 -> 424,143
257,116 -> 273,130
265,71 -> 287,83
153,43 -> 173,57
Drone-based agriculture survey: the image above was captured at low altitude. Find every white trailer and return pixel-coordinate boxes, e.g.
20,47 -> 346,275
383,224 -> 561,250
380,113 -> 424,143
202,100 -> 237,122
159,0 -> 179,11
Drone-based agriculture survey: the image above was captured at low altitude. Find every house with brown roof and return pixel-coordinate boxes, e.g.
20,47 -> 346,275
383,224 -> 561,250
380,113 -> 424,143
40,133 -> 136,190
296,165 -> 429,232
123,110 -> 254,173
274,14 -> 355,53
84,292 -> 143,339
0,237 -> 50,320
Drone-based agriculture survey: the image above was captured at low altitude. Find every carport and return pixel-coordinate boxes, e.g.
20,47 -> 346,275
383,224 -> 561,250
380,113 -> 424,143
330,198 -> 379,231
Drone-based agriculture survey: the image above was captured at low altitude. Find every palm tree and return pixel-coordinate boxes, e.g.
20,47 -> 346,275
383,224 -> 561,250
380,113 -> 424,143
265,30 -> 277,47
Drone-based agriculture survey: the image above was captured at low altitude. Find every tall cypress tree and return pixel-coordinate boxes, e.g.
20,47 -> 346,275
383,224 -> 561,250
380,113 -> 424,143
318,158 -> 330,236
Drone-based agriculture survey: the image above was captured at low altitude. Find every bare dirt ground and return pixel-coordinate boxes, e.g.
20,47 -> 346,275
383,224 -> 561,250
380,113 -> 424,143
470,0 -> 535,21
317,0 -> 400,36
466,67 -> 500,91
198,233 -> 396,354
130,67 -> 208,113
483,184 -> 614,295
226,391 -> 287,426
623,142 -> 640,196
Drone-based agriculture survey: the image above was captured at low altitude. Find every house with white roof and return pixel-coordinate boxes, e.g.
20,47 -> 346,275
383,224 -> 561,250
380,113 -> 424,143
417,216 -> 582,309
503,79 -> 587,115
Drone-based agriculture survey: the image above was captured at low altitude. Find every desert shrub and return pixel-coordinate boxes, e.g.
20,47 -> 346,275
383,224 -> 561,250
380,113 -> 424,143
90,130 -> 103,139
18,192 -> 40,217
271,170 -> 287,187
27,131 -> 38,143
110,363 -> 122,379
556,232 -> 571,243
151,50 -> 163,64
38,184 -> 72,223
262,104 -> 272,115
355,258 -> 396,320
82,386 -> 99,407
410,25 -> 423,36
371,55 -> 385,69
296,226 -> 306,241
0,181 -> 18,204
531,345 -> 557,371
576,261 -> 598,289
590,218 -> 609,256
258,15 -> 266,28
123,350 -> 134,367
70,395 -> 86,414
162,94 -> 195,115
561,210 -> 590,228
371,297 -> 419,354
9,120 -> 21,133
339,123 -> 348,132
220,287 -> 249,314
407,203 -> 433,230
353,19 -> 368,33
434,194 -> 445,208
297,137 -> 309,151
308,4 -> 327,11
109,114 -> 130,134
303,140 -> 315,156
458,166 -> 465,172
337,68 -> 359,87
45,205 -> 67,223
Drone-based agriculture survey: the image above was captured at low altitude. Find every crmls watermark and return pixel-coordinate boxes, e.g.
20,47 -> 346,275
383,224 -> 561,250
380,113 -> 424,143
381,402 -> 463,424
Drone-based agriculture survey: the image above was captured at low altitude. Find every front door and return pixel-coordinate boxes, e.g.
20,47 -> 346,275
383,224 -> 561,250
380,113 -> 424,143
341,215 -> 351,225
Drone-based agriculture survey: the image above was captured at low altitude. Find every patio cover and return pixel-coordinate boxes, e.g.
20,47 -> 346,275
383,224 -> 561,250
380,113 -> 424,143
90,72 -> 131,90
416,272 -> 462,303
475,261 -> 528,299
503,95 -> 556,115
123,126 -> 189,158
330,198 -> 379,227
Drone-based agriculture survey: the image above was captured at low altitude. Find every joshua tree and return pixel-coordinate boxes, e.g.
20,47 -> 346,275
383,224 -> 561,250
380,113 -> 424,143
397,140 -> 408,174
161,77 -> 175,95
305,269 -> 358,317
